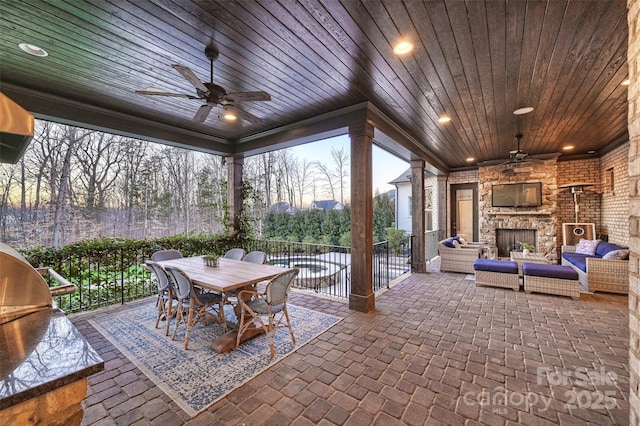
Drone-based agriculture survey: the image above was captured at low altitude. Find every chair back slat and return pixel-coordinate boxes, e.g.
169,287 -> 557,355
145,261 -> 171,293
165,266 -> 191,300
224,248 -> 246,260
266,269 -> 299,306
243,251 -> 266,264
151,249 -> 183,261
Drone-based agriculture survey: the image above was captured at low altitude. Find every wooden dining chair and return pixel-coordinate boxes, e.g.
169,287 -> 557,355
165,266 -> 226,350
235,268 -> 299,357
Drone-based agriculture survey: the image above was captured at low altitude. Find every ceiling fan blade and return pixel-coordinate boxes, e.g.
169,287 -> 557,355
171,64 -> 210,95
225,105 -> 262,124
224,91 -> 271,102
193,104 -> 213,123
135,90 -> 198,99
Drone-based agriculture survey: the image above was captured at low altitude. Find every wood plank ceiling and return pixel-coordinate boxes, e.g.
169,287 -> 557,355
0,0 -> 629,171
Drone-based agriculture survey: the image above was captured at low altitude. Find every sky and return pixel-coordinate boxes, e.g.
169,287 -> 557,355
287,134 -> 409,202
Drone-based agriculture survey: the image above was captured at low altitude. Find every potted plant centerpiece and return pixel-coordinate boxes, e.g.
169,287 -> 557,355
520,242 -> 536,256
203,248 -> 225,267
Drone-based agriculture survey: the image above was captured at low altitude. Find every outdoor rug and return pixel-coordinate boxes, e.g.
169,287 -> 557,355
89,301 -> 342,417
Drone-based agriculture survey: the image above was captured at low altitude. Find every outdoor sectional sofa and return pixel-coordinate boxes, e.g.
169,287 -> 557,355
560,241 -> 629,294
438,237 -> 483,274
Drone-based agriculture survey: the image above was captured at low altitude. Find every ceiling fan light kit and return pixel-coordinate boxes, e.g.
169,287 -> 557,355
135,47 -> 270,124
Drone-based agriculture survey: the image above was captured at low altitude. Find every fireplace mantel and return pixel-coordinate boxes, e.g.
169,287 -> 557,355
487,211 -> 552,216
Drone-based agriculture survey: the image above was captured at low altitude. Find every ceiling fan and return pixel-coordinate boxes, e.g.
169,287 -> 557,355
499,133 -> 541,174
135,47 -> 270,124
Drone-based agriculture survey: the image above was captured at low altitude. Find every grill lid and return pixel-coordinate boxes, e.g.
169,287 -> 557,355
0,245 -> 53,325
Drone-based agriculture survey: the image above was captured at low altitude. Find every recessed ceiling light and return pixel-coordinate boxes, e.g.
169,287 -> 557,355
18,43 -> 48,57
622,79 -> 631,86
563,145 -> 574,151
513,107 -> 534,115
393,40 -> 414,55
438,116 -> 451,123
588,150 -> 596,154
466,157 -> 475,162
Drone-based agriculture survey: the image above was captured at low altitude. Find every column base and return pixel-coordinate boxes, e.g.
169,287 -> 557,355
349,292 -> 375,312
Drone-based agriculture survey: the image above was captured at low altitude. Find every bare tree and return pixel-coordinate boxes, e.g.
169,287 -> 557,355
75,132 -> 126,220
314,161 -> 336,201
52,126 -> 91,248
331,147 -> 349,204
292,158 -> 314,209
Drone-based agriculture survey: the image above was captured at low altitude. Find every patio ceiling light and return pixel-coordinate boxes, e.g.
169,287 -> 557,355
393,40 -> 414,55
513,107 -> 534,115
18,43 -> 48,57
438,116 -> 451,123
622,79 -> 630,86
466,157 -> 475,162
563,145 -> 574,151
222,106 -> 237,121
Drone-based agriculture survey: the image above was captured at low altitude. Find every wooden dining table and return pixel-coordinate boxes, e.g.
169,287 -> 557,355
157,256 -> 289,353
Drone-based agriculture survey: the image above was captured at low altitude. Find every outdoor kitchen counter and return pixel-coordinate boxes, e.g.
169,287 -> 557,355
0,308 -> 104,420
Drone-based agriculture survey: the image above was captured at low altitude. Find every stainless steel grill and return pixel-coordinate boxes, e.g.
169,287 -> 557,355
0,243 -> 76,325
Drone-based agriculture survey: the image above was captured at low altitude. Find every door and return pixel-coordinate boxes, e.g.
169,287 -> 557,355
451,183 -> 478,241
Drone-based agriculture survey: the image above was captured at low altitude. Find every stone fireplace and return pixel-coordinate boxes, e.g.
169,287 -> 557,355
495,229 -> 537,257
478,157 -> 559,261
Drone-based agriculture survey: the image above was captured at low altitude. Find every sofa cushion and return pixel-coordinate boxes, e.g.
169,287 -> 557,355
522,263 -> 579,280
595,241 -> 624,257
443,238 -> 457,248
575,239 -> 601,255
562,252 -> 598,272
602,249 -> 629,260
473,259 -> 518,274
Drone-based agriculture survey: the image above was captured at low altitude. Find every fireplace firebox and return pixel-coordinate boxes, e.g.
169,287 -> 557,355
495,229 -> 537,258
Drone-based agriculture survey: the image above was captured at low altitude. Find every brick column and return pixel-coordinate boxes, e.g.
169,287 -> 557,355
226,155 -> 244,236
349,122 -> 375,312
627,1 -> 640,424
411,160 -> 426,272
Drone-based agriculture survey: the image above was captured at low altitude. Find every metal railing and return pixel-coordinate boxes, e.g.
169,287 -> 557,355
38,237 -> 411,313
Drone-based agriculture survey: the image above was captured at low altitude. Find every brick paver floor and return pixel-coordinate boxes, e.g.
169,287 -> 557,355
72,261 -> 629,425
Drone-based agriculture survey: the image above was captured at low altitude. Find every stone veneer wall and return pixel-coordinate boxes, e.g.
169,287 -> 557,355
627,1 -> 639,424
477,158 -> 559,260
601,143 -> 630,245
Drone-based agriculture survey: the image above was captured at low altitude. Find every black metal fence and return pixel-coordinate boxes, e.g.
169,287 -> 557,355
37,237 -> 411,314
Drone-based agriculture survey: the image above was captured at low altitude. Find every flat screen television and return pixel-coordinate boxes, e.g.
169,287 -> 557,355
492,182 -> 542,207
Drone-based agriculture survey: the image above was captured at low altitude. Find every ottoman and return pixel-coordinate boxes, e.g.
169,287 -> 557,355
522,263 -> 580,300
473,259 -> 520,291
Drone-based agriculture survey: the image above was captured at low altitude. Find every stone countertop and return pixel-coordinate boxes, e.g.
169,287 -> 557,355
0,308 -> 104,410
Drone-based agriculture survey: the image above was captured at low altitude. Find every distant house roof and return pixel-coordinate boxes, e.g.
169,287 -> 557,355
388,167 -> 435,185
388,167 -> 411,184
268,202 -> 293,213
309,200 -> 343,211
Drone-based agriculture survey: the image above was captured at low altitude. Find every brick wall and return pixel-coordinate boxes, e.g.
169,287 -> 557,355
627,1 -> 639,424
601,144 -> 630,245
556,159 -> 602,249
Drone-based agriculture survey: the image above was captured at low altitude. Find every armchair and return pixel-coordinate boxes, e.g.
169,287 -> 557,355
438,239 -> 483,274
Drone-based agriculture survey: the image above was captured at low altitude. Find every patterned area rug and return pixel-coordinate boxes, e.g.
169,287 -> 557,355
89,301 -> 342,417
